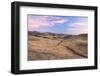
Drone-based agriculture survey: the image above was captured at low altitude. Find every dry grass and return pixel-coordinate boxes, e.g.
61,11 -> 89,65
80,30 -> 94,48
28,33 -> 88,61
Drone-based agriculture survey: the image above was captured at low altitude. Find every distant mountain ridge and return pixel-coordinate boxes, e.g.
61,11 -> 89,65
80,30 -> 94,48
28,31 -> 87,39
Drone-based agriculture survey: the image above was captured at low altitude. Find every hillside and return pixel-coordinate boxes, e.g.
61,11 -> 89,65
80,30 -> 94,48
28,31 -> 88,61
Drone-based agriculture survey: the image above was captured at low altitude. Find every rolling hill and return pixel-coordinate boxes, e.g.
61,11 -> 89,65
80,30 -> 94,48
28,31 -> 88,61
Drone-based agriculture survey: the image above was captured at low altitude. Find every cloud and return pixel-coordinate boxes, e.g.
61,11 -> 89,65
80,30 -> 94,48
28,16 -> 48,29
49,16 -> 67,23
28,15 -> 88,35
28,16 -> 67,30
66,23 -> 88,35
52,19 -> 66,24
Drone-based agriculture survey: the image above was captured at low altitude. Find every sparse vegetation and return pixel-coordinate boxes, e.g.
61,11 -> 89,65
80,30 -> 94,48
28,31 -> 88,61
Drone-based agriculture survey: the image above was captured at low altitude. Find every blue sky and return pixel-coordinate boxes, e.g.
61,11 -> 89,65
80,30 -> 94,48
28,15 -> 88,35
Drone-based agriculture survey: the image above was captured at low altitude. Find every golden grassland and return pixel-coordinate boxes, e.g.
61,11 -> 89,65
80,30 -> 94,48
28,32 -> 88,61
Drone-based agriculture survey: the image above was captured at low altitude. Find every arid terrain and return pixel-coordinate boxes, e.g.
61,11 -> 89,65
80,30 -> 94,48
28,31 -> 88,61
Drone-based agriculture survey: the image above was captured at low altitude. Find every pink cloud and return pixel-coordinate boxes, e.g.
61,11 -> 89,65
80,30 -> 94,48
28,17 -> 49,29
66,23 -> 88,35
52,19 -> 67,24
28,16 -> 67,30
49,16 -> 68,23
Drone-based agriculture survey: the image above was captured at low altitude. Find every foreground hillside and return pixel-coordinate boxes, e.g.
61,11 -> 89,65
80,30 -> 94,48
28,31 -> 88,61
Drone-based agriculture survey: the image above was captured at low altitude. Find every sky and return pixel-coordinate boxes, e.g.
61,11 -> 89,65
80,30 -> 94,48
28,15 -> 88,35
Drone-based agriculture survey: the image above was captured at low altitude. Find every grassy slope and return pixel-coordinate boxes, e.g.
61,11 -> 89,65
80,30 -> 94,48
28,33 -> 88,61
